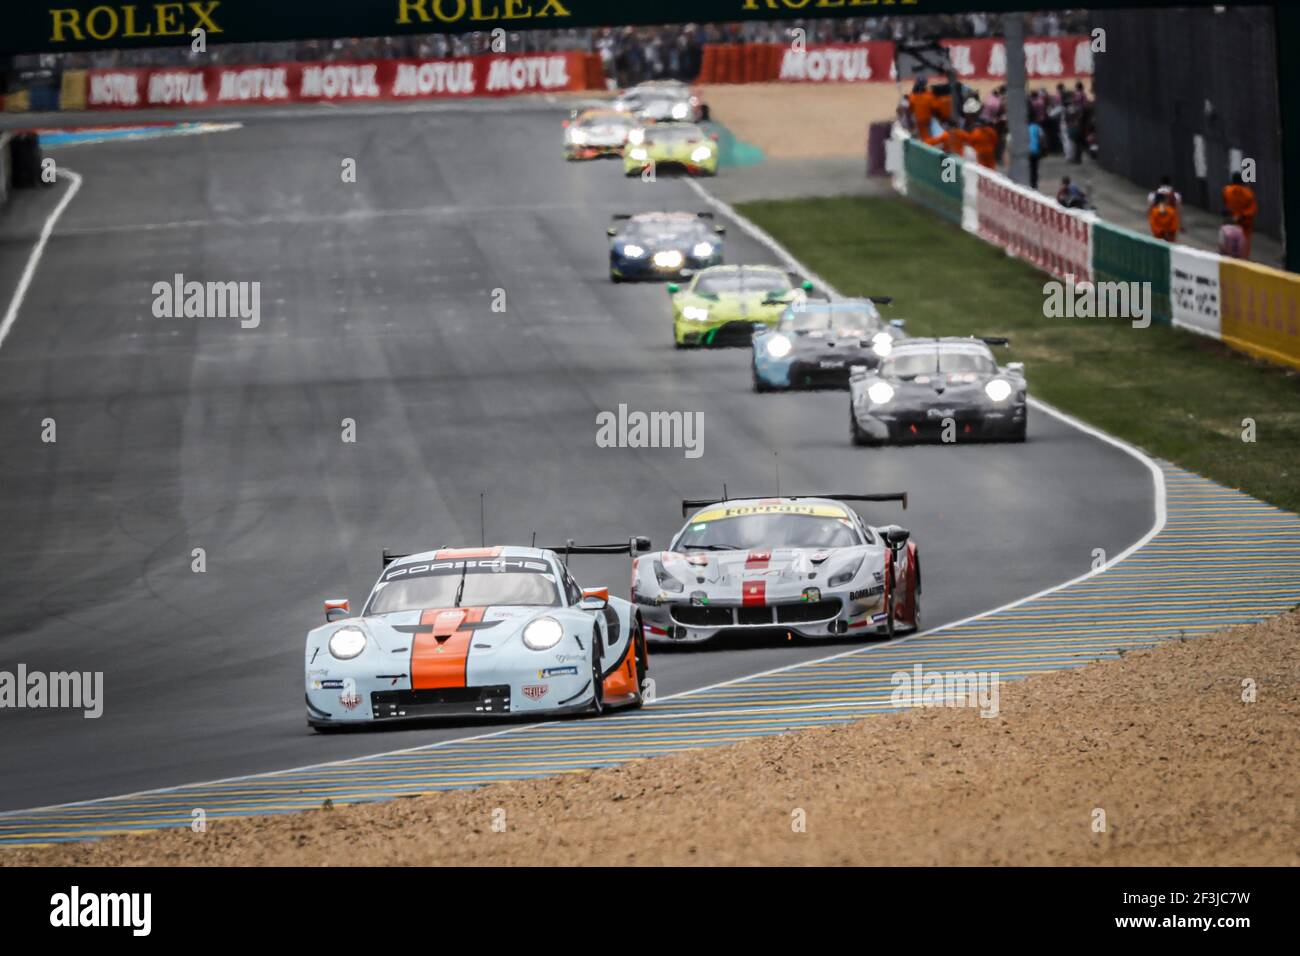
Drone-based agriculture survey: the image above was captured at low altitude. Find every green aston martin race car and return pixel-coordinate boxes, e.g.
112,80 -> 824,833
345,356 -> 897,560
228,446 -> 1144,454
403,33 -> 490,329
624,122 -> 719,177
668,264 -> 814,348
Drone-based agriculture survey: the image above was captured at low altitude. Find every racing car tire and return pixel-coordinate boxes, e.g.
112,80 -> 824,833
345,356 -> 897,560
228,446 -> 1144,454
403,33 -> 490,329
752,364 -> 773,392
587,625 -> 605,716
631,615 -> 649,708
850,408 -> 875,447
610,272 -> 623,283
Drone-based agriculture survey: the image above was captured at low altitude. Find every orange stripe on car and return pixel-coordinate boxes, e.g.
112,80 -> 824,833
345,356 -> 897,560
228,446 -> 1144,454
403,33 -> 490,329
434,547 -> 502,560
410,606 -> 487,690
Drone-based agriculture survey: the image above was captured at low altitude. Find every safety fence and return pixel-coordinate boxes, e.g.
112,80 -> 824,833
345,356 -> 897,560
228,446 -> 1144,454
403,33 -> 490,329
697,35 -> 1091,85
14,52 -> 605,112
892,136 -> 1300,368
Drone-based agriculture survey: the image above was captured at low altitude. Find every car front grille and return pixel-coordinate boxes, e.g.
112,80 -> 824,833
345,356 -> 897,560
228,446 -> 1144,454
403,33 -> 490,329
370,685 -> 511,719
669,599 -> 842,628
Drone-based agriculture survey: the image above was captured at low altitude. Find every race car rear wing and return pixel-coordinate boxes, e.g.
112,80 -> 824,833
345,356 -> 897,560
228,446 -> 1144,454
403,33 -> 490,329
681,492 -> 907,515
542,537 -> 653,562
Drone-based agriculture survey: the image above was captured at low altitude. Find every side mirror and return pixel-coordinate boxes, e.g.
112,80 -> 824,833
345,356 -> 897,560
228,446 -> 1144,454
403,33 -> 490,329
801,280 -> 814,292
882,526 -> 910,547
1007,361 -> 1025,373
632,536 -> 652,553
889,318 -> 906,330
606,226 -> 618,236
709,132 -> 719,141
666,282 -> 680,294
714,224 -> 726,235
324,598 -> 350,623
579,587 -> 609,610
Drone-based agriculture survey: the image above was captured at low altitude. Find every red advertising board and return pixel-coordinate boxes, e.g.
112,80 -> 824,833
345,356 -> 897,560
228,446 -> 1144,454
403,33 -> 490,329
85,52 -> 593,109
940,36 -> 1093,81
972,167 -> 1093,282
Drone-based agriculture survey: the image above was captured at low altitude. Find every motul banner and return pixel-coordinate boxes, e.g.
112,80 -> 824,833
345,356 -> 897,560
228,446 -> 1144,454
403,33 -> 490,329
85,52 -> 591,109
940,36 -> 1093,81
776,42 -> 895,83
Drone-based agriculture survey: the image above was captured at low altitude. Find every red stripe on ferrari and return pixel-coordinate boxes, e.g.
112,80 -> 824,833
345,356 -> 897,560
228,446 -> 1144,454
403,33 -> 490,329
742,580 -> 766,606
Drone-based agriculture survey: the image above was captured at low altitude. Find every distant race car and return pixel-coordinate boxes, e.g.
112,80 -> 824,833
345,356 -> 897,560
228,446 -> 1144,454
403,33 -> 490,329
624,122 -> 718,177
669,264 -> 813,348
305,540 -> 651,731
608,211 -> 725,281
752,298 -> 907,391
612,80 -> 704,122
848,336 -> 1027,445
634,494 -> 920,645
564,108 -> 636,160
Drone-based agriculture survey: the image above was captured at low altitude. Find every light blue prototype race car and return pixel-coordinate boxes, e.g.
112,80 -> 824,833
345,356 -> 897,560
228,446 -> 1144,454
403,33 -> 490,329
752,298 -> 906,392
305,540 -> 651,732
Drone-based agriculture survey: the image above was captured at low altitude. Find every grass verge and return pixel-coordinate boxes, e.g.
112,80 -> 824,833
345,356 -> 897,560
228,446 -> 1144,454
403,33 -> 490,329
736,196 -> 1300,512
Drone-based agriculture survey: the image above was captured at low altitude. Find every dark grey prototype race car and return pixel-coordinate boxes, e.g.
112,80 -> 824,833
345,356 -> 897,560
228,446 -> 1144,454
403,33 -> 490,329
848,336 -> 1027,445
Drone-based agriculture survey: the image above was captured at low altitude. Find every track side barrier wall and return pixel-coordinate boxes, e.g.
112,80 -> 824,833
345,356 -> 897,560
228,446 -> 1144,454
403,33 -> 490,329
897,137 -> 1300,369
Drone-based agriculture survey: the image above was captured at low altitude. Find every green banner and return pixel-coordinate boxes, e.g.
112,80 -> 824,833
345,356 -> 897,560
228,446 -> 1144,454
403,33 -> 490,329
3,0 -> 1245,56
903,138 -> 963,227
1092,221 -> 1172,326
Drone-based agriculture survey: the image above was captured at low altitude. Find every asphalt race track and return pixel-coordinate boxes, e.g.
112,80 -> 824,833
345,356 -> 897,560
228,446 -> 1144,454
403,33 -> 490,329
0,100 -> 1153,813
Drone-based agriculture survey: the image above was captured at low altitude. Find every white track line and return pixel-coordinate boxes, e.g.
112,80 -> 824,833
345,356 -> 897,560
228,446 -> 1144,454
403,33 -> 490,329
0,167 -> 82,353
0,173 -> 1168,823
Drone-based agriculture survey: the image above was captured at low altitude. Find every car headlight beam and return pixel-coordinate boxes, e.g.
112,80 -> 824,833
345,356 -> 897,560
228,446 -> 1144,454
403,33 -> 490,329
653,250 -> 685,269
766,335 -> 792,358
328,627 -> 367,660
690,145 -> 712,162
867,381 -> 895,405
522,617 -> 564,651
682,305 -> 710,322
984,378 -> 1013,402
691,242 -> 714,258
871,333 -> 893,357
622,243 -> 646,258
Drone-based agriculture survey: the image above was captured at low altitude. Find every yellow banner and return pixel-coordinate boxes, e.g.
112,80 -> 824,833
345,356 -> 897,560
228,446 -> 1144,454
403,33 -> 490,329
1219,259 -> 1300,370
690,502 -> 850,523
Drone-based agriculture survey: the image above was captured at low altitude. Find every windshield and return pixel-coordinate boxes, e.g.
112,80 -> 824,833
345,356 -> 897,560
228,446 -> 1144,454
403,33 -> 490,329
695,270 -> 789,296
366,558 -> 561,614
674,512 -> 861,550
578,112 -> 632,129
783,305 -> 879,336
644,125 -> 702,143
883,350 -> 997,379
626,216 -> 706,240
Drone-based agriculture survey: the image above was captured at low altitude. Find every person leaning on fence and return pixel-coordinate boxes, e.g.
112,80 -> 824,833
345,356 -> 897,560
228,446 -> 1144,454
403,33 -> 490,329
1056,176 -> 1088,210
1222,171 -> 1258,258
1148,193 -> 1180,242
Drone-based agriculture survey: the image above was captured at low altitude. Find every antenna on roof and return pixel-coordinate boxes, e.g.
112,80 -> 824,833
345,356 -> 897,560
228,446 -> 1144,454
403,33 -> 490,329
479,492 -> 485,548
722,482 -> 728,501
531,530 -> 537,548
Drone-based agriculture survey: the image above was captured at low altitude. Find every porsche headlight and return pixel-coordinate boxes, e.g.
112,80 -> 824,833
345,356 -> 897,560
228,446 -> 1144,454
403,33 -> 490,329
522,617 -> 564,651
690,145 -> 712,162
871,332 -> 893,357
985,379 -> 1013,402
671,102 -> 689,119
622,243 -> 646,258
328,627 -> 367,660
691,242 -> 714,258
766,335 -> 792,358
682,305 -> 710,322
653,250 -> 685,269
627,128 -> 645,145
569,129 -> 587,145
629,147 -> 648,161
867,381 -> 895,405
